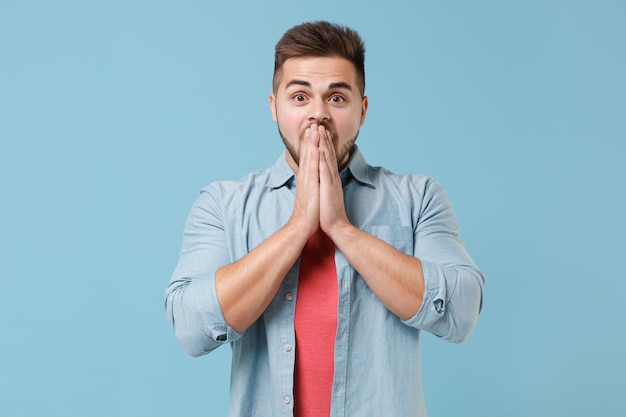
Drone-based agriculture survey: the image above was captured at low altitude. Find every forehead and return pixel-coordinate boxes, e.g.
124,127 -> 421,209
277,56 -> 358,90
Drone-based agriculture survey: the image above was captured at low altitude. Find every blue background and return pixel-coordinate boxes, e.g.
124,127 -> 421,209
1,1 -> 624,416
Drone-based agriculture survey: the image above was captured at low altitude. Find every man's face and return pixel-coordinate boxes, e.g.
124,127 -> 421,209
270,56 -> 368,172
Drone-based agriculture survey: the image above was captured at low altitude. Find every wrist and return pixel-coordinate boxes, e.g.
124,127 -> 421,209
323,219 -> 356,245
286,214 -> 318,244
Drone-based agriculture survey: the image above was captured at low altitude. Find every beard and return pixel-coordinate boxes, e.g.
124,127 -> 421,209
277,122 -> 359,168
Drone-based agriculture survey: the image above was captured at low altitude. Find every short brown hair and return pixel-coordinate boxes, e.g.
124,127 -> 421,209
273,21 -> 366,95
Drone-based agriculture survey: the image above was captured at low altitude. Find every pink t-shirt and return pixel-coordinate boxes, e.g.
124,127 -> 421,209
294,229 -> 338,417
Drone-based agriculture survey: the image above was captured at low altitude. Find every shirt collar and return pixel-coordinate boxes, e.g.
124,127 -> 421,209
265,145 -> 375,189
266,151 -> 296,189
344,145 -> 375,188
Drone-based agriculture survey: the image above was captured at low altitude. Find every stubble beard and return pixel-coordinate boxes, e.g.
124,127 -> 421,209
277,123 -> 359,169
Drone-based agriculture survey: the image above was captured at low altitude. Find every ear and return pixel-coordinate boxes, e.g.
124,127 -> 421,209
269,93 -> 278,122
360,96 -> 369,125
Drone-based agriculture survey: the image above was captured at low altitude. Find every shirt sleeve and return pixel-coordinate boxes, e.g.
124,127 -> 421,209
401,177 -> 485,343
165,184 -> 243,357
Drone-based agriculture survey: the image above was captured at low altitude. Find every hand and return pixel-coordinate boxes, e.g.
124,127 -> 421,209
318,125 -> 350,236
290,124 -> 321,237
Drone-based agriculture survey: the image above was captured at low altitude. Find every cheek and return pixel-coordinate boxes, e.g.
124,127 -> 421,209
279,117 -> 299,134
279,110 -> 307,130
336,112 -> 362,133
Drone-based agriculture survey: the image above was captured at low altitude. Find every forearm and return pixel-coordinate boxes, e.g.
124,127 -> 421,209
327,222 -> 425,320
215,217 -> 310,333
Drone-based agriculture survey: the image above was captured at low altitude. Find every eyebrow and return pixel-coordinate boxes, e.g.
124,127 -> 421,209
285,80 -> 311,89
285,80 -> 353,91
328,82 -> 353,91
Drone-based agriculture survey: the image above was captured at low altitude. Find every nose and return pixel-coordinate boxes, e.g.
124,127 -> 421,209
308,98 -> 330,123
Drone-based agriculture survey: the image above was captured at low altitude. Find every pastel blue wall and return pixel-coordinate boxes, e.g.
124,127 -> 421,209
1,1 -> 624,416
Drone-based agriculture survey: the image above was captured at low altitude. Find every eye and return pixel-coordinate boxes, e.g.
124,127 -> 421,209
330,94 -> 346,103
293,93 -> 307,102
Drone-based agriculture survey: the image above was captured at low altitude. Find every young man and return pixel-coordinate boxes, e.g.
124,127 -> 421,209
166,21 -> 484,417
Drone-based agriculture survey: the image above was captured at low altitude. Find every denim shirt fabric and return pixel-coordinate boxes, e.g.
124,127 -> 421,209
165,146 -> 485,417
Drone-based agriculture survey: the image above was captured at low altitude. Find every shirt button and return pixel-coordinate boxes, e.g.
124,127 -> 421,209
285,292 -> 293,301
283,396 -> 291,404
284,344 -> 292,352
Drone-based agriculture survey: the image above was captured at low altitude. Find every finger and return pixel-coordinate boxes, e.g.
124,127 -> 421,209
318,127 -> 338,180
309,123 -> 320,147
324,129 -> 338,169
296,129 -> 319,197
300,126 -> 320,186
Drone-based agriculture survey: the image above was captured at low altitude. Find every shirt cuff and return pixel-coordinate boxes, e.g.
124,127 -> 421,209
206,321 -> 243,344
401,260 -> 447,328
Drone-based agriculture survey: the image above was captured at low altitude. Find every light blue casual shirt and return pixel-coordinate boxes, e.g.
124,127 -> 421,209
165,146 -> 484,417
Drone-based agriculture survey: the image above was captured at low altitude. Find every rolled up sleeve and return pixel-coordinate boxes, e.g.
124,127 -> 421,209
402,178 -> 485,343
165,185 -> 243,357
